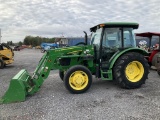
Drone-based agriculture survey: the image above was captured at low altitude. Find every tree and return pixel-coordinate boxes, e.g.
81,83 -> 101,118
24,36 -> 31,45
18,41 -> 23,46
23,35 -> 56,46
7,41 -> 13,45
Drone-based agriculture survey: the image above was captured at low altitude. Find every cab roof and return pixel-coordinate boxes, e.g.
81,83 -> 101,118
90,22 -> 139,32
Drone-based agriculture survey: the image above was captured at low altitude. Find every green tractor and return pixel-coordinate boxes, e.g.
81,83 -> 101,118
0,22 -> 149,104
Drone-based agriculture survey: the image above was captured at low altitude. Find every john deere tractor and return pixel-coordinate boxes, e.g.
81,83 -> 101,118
0,22 -> 149,104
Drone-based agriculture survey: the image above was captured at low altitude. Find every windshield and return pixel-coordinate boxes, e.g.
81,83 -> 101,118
90,28 -> 102,46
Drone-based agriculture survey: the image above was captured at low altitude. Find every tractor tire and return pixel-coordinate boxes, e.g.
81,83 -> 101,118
113,52 -> 149,89
152,52 -> 160,69
59,70 -> 64,81
0,59 -> 4,69
64,65 -> 92,94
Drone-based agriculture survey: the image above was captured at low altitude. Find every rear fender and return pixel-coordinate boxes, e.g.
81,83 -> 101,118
109,48 -> 148,69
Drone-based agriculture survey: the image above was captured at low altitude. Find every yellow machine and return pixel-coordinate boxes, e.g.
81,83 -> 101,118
28,45 -> 33,49
0,43 -> 14,69
35,46 -> 41,49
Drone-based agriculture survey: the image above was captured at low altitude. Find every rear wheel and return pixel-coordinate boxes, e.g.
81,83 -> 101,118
64,65 -> 92,94
113,52 -> 149,89
151,52 -> 160,66
0,59 -> 4,69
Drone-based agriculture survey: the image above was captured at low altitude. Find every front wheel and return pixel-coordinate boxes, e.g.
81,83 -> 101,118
64,65 -> 92,94
113,52 -> 149,89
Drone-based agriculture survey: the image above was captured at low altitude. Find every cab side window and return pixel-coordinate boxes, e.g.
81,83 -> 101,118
123,28 -> 136,47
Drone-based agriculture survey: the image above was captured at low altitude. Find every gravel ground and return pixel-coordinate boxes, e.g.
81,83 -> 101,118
0,49 -> 160,120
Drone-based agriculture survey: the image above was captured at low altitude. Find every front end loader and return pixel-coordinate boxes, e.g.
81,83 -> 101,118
0,22 -> 149,104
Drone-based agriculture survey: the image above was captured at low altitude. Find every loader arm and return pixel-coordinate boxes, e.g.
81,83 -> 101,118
27,51 -> 61,95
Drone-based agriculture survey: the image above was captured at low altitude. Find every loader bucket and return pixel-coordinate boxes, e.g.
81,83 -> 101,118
0,69 -> 32,104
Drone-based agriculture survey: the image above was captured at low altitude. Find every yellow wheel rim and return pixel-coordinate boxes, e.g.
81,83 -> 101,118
69,71 -> 89,90
125,61 -> 144,82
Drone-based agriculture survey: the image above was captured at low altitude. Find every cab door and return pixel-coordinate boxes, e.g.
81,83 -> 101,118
101,28 -> 122,66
